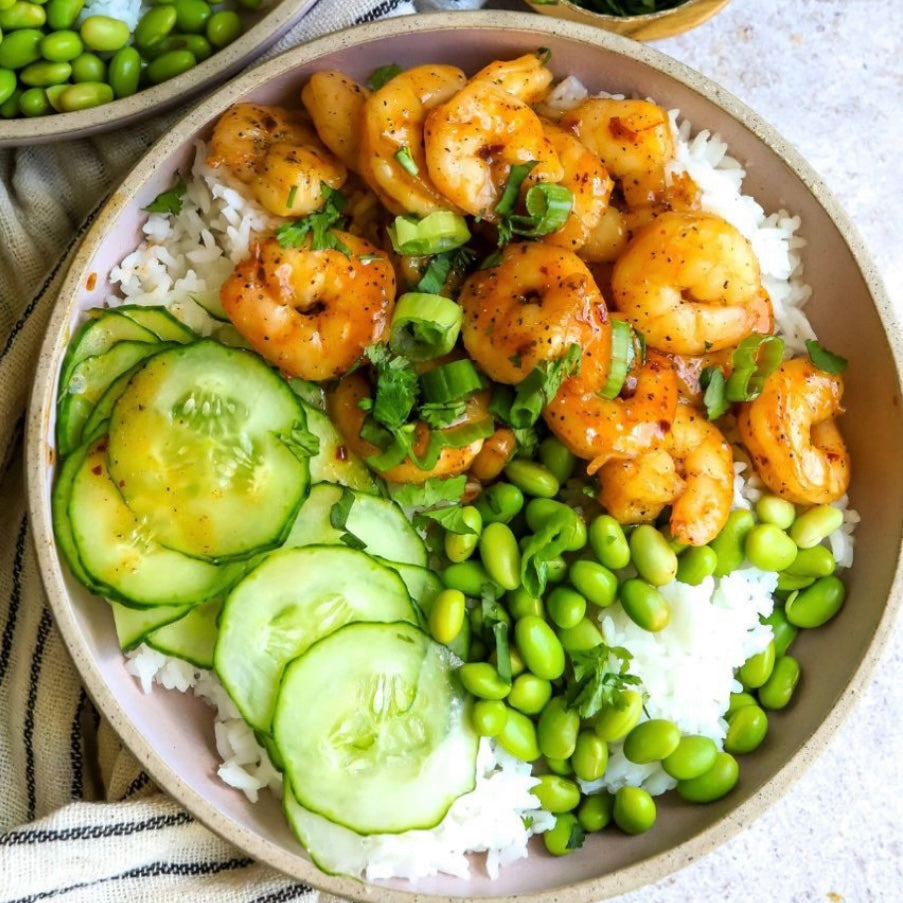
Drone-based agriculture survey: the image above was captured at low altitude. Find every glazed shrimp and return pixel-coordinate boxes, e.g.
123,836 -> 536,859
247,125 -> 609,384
471,54 -> 554,104
458,241 -> 610,389
327,371 -> 488,483
219,233 -> 395,381
301,70 -> 369,171
540,121 -> 614,256
611,211 -> 767,356
208,103 -> 347,218
423,80 -> 563,219
737,357 -> 850,505
560,98 -> 674,208
357,64 -> 467,217
544,351 -> 679,468
596,403 -> 734,546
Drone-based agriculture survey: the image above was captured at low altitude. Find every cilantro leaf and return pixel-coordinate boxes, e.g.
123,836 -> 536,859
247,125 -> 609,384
275,184 -> 349,254
145,179 -> 186,215
364,344 -> 420,430
329,486 -> 367,551
416,247 -> 476,295
700,365 -> 729,420
419,399 -> 467,429
414,505 -> 478,536
509,344 -> 581,428
566,821 -> 586,851
805,339 -> 848,374
566,644 -> 642,720
277,422 -> 320,462
367,63 -> 402,91
389,474 -> 467,510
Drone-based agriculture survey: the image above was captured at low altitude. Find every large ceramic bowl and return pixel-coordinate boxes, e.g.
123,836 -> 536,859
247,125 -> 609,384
25,10 -> 903,902
0,0 -> 319,147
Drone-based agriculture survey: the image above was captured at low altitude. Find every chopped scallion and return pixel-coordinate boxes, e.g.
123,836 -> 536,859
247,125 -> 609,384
596,319 -> 635,400
420,359 -> 484,404
805,339 -> 848,374
389,292 -> 463,361
725,334 -> 785,401
394,146 -> 419,176
388,211 -> 471,256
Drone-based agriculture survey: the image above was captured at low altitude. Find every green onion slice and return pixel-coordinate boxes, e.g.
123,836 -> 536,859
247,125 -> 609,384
389,292 -> 463,361
700,366 -> 729,420
367,417 -> 494,473
420,359 -> 484,404
495,161 -> 537,218
512,183 -> 574,238
725,334 -> 785,402
394,146 -> 419,176
805,339 -> 848,374
388,211 -> 471,256
596,320 -> 635,400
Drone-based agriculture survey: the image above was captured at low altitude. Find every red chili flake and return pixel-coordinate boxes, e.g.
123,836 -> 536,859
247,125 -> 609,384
608,116 -> 638,141
91,465 -> 102,476
335,445 -> 348,461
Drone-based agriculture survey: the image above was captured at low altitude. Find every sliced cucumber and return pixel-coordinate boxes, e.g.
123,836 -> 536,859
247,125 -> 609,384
111,600 -> 192,651
192,289 -> 229,322
115,305 -> 197,343
57,340 -> 168,455
107,340 -> 312,562
284,483 -> 426,567
81,364 -> 142,442
215,546 -> 417,733
375,558 -> 443,618
274,621 -> 478,835
146,596 -> 222,668
69,439 -> 246,607
303,403 -> 378,492
210,322 -> 252,348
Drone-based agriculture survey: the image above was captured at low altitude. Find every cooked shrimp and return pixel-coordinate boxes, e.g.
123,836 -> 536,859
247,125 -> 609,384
544,351 -> 679,467
327,370 -> 488,483
301,70 -> 368,171
471,54 -> 554,104
540,121 -> 614,255
737,357 -> 850,505
358,64 -> 466,217
219,233 -> 395,381
611,211 -> 766,356
580,204 -> 628,264
560,98 -> 674,208
596,403 -> 733,546
423,80 -> 563,219
458,241 -> 610,389
208,103 -> 347,217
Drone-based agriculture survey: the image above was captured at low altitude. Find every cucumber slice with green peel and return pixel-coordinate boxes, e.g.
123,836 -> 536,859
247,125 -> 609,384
274,621 -> 478,835
57,340 -> 169,455
255,731 -> 284,773
284,483 -> 427,567
111,600 -> 192,651
303,403 -> 378,492
210,322 -> 253,348
375,558 -> 443,618
81,364 -> 143,442
192,289 -> 229,322
115,305 -> 197,343
107,341 -> 313,562
215,546 -> 417,733
69,439 -> 247,607
146,596 -> 223,668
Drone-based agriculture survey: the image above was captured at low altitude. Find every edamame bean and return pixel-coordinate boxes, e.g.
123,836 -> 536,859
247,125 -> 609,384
545,555 -> 568,583
577,793 -> 613,832
471,699 -> 507,737
785,575 -> 845,628
589,515 -> 630,570
18,85 -> 48,115
557,617 -> 604,653
745,523 -> 798,572
662,734 -> 718,780
543,813 -> 582,856
623,718 -> 681,764
458,662 -> 510,700
544,756 -> 572,776
0,87 -> 21,117
593,689 -> 643,742
444,505 -> 481,563
738,641 -> 775,689
0,68 -> 16,105
569,560 -> 617,607
724,703 -> 768,754
546,586 -> 586,629
710,509 -> 755,576
539,436 -> 576,484
20,59 -> 69,86
506,585 -> 543,619
525,499 -> 586,551
442,560 -> 494,597
146,48 -> 195,84
630,524 -> 678,586
571,730 -> 608,782
532,774 -> 581,813
619,578 -> 670,632
497,707 -> 540,762
44,81 -> 67,110
677,752 -> 739,803
70,51 -> 104,82
428,588 -> 465,645
676,544 -> 717,585
152,33 -> 212,63
0,28 -> 42,69
776,572 -> 815,591
39,30 -> 82,62
469,603 -> 510,637
726,691 -> 757,718
756,494 -> 796,529
174,0 -> 210,33
613,786 -> 656,834
205,8 -> 241,48
46,0 -> 83,29
789,504 -> 844,549
0,3 -> 46,30
503,459 -> 559,498
447,613 -> 470,662
537,696 -> 580,760
80,15 -> 130,52
475,482 -> 523,525
107,46 -> 141,98
785,544 -> 836,578
758,654 -> 801,710
135,5 -> 177,52
515,615 -> 565,680
507,673 -> 552,714
761,608 -> 798,657
479,522 -> 521,591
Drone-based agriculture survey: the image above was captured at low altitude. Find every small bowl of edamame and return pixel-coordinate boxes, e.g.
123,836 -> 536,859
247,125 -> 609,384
0,0 -> 321,145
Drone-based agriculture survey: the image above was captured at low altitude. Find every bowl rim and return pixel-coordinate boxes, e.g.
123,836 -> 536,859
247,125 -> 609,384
25,9 -> 903,902
0,0 -> 320,147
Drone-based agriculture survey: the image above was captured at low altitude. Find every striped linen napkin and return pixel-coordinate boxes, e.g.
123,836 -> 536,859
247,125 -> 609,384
0,1 -> 488,900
